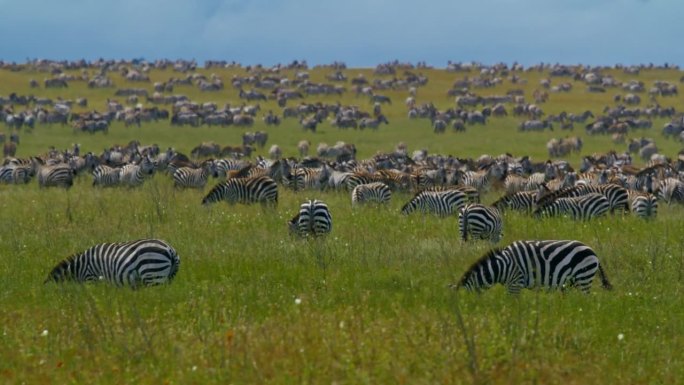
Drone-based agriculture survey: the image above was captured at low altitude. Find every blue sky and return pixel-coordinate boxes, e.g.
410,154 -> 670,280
0,0 -> 680,67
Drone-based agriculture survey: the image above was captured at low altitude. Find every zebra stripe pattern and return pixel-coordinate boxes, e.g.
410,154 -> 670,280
92,165 -> 121,187
38,164 -> 76,188
351,182 -> 392,206
401,189 -> 466,217
284,165 -> 331,190
459,203 -> 503,243
534,193 -> 610,220
656,178 -> 684,204
288,199 -> 333,237
45,239 -> 180,288
456,240 -> 612,294
493,191 -> 537,212
173,161 -> 217,189
0,165 -> 33,184
628,191 -> 658,219
202,175 -> 278,206
118,155 -> 156,187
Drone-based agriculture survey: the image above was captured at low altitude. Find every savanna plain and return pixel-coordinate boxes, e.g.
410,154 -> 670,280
0,61 -> 683,384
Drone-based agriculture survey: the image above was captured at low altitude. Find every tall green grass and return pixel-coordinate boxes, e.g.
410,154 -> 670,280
0,65 -> 683,384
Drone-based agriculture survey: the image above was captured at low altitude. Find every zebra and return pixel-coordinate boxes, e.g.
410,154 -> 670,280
214,158 -> 250,177
537,184 -> 629,213
202,175 -> 278,206
461,161 -> 507,193
92,165 -> 121,187
459,204 -> 503,243
345,171 -> 379,191
118,155 -> 156,187
45,239 -> 180,288
37,163 -> 76,189
288,199 -> 333,237
628,191 -> 658,219
284,164 -> 331,191
534,193 -> 610,221
173,160 -> 218,189
492,191 -> 537,213
351,182 -> 392,206
454,240 -> 612,294
401,189 -> 467,217
0,164 -> 33,184
656,177 -> 684,204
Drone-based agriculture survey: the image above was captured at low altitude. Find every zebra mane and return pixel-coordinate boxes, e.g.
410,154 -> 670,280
458,248 -> 504,287
45,253 -> 79,282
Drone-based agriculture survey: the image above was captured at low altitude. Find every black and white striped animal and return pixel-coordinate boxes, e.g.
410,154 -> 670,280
458,204 -> 503,243
628,191 -> 658,219
284,164 -> 331,191
288,199 -> 333,237
172,160 -> 218,189
656,178 -> 684,204
401,189 -> 467,217
492,191 -> 537,213
92,165 -> 121,187
351,182 -> 392,206
36,163 -> 76,189
45,239 -> 180,288
202,175 -> 278,206
534,193 -> 610,220
455,240 -> 612,294
118,155 -> 156,187
0,164 -> 33,184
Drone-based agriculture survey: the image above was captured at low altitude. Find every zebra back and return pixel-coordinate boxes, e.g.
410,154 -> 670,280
202,175 -> 278,206
534,193 -> 610,220
401,189 -> 466,217
351,182 -> 392,206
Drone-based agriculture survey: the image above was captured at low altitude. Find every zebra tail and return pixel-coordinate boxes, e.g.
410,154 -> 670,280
598,264 -> 612,290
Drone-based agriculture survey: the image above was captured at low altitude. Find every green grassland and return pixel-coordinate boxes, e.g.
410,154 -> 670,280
0,63 -> 683,384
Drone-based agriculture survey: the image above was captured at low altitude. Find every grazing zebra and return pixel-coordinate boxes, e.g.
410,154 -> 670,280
92,165 -> 121,187
37,164 -> 76,189
628,191 -> 658,219
537,184 -> 629,213
45,239 -> 180,288
401,189 -> 467,217
118,155 -> 156,187
173,160 -> 218,189
288,199 -> 333,237
202,175 -> 278,206
493,191 -> 537,213
454,240 -> 612,294
351,182 -> 392,206
284,165 -> 331,190
459,204 -> 503,243
534,193 -> 610,221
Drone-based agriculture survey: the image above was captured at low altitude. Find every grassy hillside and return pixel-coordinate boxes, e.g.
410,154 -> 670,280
0,62 -> 683,384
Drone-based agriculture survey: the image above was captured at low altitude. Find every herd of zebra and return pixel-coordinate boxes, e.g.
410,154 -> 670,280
28,139 -> 683,294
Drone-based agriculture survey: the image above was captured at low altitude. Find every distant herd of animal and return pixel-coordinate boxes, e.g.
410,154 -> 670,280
1,58 -> 683,293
